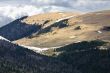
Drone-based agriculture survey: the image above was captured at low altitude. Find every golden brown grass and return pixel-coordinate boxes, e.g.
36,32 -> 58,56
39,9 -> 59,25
14,10 -> 110,47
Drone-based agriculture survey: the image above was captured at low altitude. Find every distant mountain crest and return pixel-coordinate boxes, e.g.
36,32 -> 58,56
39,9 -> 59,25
0,10 -> 110,48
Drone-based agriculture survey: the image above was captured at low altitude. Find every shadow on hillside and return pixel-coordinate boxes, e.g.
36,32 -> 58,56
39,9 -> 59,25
56,40 -> 106,52
0,40 -> 73,73
0,16 -> 41,41
55,40 -> 110,73
37,19 -> 68,35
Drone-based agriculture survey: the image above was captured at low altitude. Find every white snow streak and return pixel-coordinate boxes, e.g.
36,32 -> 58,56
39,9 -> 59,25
0,36 -> 10,42
20,45 -> 50,53
55,16 -> 74,23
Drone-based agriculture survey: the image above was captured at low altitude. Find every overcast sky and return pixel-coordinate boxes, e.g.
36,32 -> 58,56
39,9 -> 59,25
0,0 -> 110,27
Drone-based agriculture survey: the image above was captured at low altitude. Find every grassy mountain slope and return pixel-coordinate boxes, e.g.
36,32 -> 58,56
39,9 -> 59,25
0,10 -> 110,48
0,12 -> 79,41
0,10 -> 110,73
15,10 -> 110,47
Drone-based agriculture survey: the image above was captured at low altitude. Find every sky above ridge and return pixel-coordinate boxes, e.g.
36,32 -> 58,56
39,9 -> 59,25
0,0 -> 110,27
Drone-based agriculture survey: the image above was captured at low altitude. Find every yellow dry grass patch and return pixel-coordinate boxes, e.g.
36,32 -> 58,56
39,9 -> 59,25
22,12 -> 80,25
15,23 -> 101,47
14,10 -> 110,47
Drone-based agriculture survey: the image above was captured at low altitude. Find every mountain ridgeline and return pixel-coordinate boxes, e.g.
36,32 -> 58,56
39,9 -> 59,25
0,12 -> 78,41
0,11 -> 110,73
0,38 -> 74,73
0,16 -> 41,41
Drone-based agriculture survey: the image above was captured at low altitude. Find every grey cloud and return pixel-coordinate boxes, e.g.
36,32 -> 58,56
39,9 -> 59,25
0,15 -> 13,27
1,0 -> 110,11
0,0 -> 110,27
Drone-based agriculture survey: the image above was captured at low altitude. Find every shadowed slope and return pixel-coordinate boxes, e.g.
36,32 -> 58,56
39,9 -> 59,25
0,38 -> 74,73
42,40 -> 110,73
0,16 -> 41,41
0,12 -> 79,41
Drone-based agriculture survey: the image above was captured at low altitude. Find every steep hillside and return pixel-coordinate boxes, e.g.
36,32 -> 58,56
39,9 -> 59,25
0,10 -> 110,48
0,16 -> 41,41
41,40 -> 110,73
15,10 -> 110,47
0,9 -> 110,73
0,37 -> 74,73
0,12 -> 79,41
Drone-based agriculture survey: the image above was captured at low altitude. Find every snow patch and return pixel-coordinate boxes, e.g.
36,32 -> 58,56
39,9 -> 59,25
99,46 -> 108,50
69,36 -> 77,39
55,16 -> 74,23
97,31 -> 102,34
0,36 -> 10,42
21,45 -> 50,53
